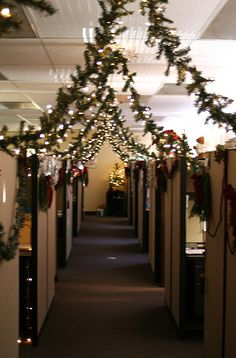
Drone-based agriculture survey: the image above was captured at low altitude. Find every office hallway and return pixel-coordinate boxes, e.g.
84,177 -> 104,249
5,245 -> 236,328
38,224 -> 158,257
20,215 -> 203,358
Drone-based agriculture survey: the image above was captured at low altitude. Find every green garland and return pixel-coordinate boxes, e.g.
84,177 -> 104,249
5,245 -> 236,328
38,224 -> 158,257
0,157 -> 26,261
0,0 -> 56,36
214,144 -> 227,163
1,0 -> 236,257
139,0 -> 236,133
190,171 -> 211,222
1,0 -> 236,164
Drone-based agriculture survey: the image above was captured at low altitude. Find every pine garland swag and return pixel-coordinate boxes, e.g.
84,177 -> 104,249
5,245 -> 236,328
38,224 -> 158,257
0,157 -> 27,261
190,171 -> 211,221
38,174 -> 53,211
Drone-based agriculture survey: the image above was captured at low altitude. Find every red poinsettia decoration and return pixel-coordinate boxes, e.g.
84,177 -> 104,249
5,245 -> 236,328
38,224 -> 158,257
153,129 -> 180,158
164,129 -> 179,141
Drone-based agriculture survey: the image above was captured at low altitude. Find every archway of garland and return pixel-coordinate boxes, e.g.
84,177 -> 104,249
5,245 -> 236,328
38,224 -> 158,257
1,0 -> 236,260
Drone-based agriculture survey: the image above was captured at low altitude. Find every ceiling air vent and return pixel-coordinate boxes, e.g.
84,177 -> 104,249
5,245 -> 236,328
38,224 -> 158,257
1,4 -> 36,38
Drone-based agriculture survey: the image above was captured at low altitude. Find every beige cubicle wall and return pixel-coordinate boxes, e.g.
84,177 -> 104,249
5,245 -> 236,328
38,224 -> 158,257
148,161 -> 156,273
164,160 -> 174,308
37,176 -> 57,334
163,158 -> 186,329
204,150 -> 236,358
225,150 -> 236,358
131,163 -> 138,236
204,152 -> 225,358
127,174 -> 131,223
77,181 -> 83,233
138,169 -> 144,248
0,152 -> 19,358
171,164 -> 183,327
66,183 -> 73,260
47,195 -> 57,308
163,158 -> 205,334
224,150 -> 236,357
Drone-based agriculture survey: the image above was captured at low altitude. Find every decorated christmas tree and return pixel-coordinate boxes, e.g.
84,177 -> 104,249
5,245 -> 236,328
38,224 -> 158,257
109,162 -> 125,190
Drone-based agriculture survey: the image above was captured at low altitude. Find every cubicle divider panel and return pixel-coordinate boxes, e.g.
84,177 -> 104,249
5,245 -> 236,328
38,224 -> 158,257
0,152 -> 19,358
138,170 -> 144,247
77,181 -> 83,233
224,150 -> 236,358
134,176 -> 139,237
47,190 -> 56,310
148,162 -> 156,273
127,176 -> 131,224
164,161 -> 173,308
204,152 -> 225,358
171,164 -> 182,327
163,158 -> 186,333
37,158 -> 57,336
66,183 -> 73,260
155,186 -> 164,285
73,178 -> 78,237
132,178 -> 136,232
37,211 -> 48,334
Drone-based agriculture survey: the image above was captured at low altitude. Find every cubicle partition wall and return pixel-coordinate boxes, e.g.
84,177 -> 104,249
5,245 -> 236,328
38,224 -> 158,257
137,166 -> 149,252
73,179 -> 83,236
154,176 -> 165,285
163,158 -> 186,333
204,150 -> 236,358
138,169 -> 144,247
131,162 -> 139,237
147,160 -> 165,284
73,178 -> 79,237
148,161 -> 157,273
17,155 -> 57,345
37,180 -> 57,336
0,152 -> 19,358
164,157 -> 205,336
56,160 -> 73,268
126,170 -> 132,224
134,174 -> 139,238
163,162 -> 173,307
204,152 -> 225,357
77,180 -> 83,233
66,180 -> 73,261
225,150 -> 236,357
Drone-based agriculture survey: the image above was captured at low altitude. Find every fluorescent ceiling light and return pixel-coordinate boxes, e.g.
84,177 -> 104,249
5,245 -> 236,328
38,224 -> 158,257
82,27 -> 94,43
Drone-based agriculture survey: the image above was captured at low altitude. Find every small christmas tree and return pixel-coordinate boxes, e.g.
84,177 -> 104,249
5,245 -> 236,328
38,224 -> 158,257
109,162 -> 125,190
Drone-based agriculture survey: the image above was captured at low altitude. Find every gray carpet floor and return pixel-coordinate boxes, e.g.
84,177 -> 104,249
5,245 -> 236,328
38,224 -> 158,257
20,215 -> 203,358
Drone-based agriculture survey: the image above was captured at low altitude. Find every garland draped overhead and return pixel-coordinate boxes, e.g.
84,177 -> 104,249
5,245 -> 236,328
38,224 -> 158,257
1,0 -> 235,162
1,0 -> 236,261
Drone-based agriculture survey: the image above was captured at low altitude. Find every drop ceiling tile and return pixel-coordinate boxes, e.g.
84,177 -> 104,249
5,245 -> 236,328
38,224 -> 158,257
0,39 -> 50,65
189,39 -> 236,66
15,82 -> 61,92
25,92 -> 58,109
44,41 -> 86,65
166,0 -> 229,40
0,92 -> 29,102
0,81 -> 18,91
147,95 -> 195,116
25,0 -> 101,39
201,0 -> 236,39
0,111 -> 42,131
0,65 -> 56,82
